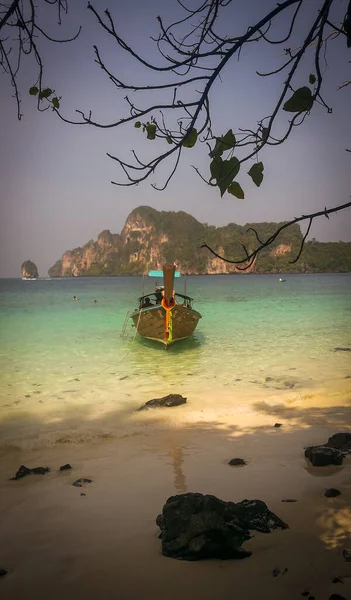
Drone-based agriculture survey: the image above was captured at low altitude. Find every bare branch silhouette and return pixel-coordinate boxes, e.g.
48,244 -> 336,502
0,0 -> 81,119
201,200 -> 351,270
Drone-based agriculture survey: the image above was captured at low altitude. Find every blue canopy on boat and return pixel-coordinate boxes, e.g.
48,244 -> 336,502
148,269 -> 180,278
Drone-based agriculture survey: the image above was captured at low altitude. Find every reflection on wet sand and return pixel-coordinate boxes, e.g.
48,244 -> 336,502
169,442 -> 187,494
318,505 -> 351,550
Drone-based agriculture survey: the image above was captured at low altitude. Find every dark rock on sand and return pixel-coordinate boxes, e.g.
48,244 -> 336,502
329,595 -> 348,600
138,393 -> 187,411
31,467 -> 49,475
156,492 -> 288,561
324,488 -> 341,498
332,577 -> 343,584
72,478 -> 92,488
11,465 -> 31,479
281,499 -> 297,502
283,380 -> 295,388
333,347 -> 351,352
272,567 -> 288,577
274,423 -> 283,428
342,549 -> 351,562
0,569 -> 8,577
305,433 -> 351,467
11,465 -> 49,480
228,458 -> 247,466
327,433 -> 351,453
60,464 -> 72,472
305,446 -> 343,466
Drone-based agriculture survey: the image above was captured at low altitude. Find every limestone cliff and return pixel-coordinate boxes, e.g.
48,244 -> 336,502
48,206 -> 351,276
21,260 -> 39,279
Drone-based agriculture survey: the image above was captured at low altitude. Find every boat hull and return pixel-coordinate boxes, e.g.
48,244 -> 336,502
131,304 -> 201,346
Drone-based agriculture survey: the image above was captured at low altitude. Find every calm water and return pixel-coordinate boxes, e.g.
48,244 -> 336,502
0,274 -> 350,449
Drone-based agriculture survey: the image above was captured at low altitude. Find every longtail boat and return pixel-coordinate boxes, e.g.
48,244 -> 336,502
124,264 -> 202,347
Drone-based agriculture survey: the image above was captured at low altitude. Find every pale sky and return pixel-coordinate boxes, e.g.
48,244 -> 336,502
0,0 -> 350,277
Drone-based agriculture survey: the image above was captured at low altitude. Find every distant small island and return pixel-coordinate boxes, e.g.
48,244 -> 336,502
21,260 -> 39,279
48,206 -> 351,277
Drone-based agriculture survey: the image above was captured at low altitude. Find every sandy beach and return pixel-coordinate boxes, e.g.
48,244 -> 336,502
1,381 -> 351,600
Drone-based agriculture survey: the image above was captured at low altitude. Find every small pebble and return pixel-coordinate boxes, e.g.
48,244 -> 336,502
324,488 -> 341,498
274,423 -> 282,428
0,569 -> 8,577
281,499 -> 297,503
72,478 -> 92,488
272,567 -> 288,577
228,458 -> 247,466
60,464 -> 72,472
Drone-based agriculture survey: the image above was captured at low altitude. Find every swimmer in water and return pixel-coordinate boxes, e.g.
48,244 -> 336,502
72,296 -> 78,300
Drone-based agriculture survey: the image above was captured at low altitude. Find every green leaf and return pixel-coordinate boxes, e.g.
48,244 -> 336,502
134,121 -> 141,128
145,123 -> 156,140
210,129 -> 236,158
166,136 -> 173,144
309,73 -> 316,85
183,128 -> 198,148
29,86 -> 39,96
39,88 -> 54,100
227,181 -> 245,199
51,97 -> 60,109
283,86 -> 313,113
210,156 -> 240,196
248,162 -> 264,187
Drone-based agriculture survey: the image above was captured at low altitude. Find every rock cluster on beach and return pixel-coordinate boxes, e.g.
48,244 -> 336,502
305,433 -> 351,466
156,492 -> 288,561
7,403 -> 351,576
10,465 -> 49,480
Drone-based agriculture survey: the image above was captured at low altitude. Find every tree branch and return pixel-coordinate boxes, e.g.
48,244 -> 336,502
201,200 -> 351,269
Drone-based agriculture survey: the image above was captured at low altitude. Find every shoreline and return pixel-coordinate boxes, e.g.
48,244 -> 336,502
1,373 -> 350,452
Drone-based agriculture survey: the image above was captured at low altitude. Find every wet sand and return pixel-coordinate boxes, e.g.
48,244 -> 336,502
1,388 -> 351,600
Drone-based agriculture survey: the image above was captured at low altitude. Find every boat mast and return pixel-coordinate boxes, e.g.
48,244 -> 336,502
163,264 -> 175,305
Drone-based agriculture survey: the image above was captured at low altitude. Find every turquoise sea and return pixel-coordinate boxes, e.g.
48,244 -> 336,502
0,274 -> 350,450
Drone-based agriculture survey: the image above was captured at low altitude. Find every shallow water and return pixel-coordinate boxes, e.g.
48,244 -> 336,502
0,274 -> 350,450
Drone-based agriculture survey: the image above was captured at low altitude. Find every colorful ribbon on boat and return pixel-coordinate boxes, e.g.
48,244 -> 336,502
161,297 -> 175,343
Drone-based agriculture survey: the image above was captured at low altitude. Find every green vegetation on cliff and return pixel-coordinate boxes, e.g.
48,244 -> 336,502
48,206 -> 351,276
